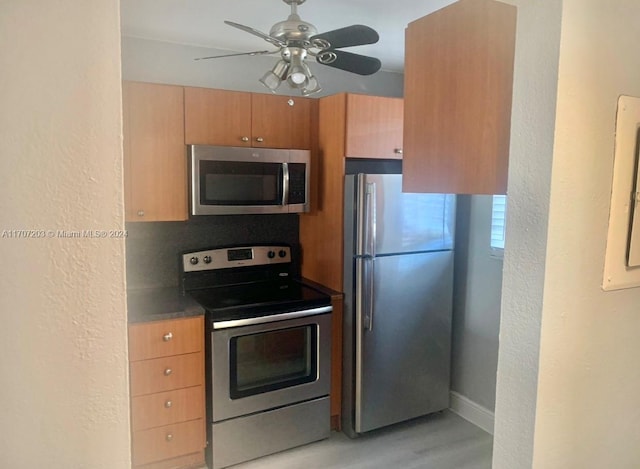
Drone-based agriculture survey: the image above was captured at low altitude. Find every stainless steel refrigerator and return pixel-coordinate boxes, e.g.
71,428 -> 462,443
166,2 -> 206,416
342,173 -> 456,437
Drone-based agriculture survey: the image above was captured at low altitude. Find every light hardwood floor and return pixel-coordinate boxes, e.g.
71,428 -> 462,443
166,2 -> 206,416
222,410 -> 492,469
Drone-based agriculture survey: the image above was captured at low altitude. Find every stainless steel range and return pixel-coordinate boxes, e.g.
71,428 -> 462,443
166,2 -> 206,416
181,245 -> 332,469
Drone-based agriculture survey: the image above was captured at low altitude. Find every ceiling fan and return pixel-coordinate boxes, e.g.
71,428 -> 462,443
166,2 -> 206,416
195,0 -> 382,96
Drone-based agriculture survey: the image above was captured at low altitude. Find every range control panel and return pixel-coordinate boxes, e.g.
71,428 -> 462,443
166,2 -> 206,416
182,245 -> 291,272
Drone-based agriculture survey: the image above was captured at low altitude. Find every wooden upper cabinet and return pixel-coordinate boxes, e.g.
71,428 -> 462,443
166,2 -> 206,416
402,0 -> 517,194
184,87 -> 312,149
184,87 -> 252,147
123,81 -> 187,222
345,94 -> 404,159
251,94 -> 312,149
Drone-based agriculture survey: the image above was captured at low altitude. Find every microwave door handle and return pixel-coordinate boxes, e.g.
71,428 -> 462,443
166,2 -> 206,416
281,162 -> 289,206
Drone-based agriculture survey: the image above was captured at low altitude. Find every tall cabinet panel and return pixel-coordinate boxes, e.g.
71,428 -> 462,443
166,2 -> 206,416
300,93 -> 404,291
123,81 -> 187,222
402,0 -> 517,194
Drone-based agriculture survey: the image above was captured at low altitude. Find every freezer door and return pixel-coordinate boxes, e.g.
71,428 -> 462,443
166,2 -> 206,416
356,174 -> 455,256
355,250 -> 453,433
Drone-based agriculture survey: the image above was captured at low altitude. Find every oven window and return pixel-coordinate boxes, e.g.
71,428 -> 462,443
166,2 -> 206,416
200,160 -> 282,206
229,325 -> 317,399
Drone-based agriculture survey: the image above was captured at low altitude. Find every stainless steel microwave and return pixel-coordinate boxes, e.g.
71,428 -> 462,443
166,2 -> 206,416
189,145 -> 310,215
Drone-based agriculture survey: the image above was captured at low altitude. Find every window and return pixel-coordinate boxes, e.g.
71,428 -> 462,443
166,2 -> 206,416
491,195 -> 507,256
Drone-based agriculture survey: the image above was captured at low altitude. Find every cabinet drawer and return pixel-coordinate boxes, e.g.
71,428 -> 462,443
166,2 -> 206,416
129,317 -> 203,361
130,352 -> 203,396
131,385 -> 204,432
132,418 -> 205,467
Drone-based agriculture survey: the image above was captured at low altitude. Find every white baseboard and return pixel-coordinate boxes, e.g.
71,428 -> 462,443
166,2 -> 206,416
449,391 -> 495,435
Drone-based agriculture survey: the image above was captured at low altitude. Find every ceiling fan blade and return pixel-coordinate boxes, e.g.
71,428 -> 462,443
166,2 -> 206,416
224,20 -> 285,47
194,50 -> 275,61
310,25 -> 379,49
316,49 -> 381,76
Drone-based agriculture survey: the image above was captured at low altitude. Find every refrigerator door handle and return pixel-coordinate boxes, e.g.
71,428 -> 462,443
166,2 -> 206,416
364,257 -> 375,331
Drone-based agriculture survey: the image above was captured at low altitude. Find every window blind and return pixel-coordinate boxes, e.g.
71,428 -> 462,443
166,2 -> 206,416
491,195 -> 507,250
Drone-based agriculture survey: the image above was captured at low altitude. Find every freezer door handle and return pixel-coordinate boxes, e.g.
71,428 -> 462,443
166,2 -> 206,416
364,182 -> 376,257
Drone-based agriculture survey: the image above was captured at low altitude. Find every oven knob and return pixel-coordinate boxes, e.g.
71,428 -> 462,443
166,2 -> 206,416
189,256 -> 199,265
203,255 -> 212,264
267,250 -> 276,259
279,250 -> 287,258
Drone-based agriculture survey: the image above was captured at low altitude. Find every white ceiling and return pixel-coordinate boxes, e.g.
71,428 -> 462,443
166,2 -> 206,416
120,0 -> 455,73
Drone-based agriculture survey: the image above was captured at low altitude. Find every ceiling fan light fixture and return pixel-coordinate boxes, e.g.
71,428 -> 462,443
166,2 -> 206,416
287,68 -> 308,87
259,59 -> 289,91
300,63 -> 321,96
285,48 -> 308,88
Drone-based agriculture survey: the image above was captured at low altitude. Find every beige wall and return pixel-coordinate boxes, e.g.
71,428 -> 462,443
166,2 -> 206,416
532,0 -> 640,466
0,2 -> 130,468
495,0 -> 640,467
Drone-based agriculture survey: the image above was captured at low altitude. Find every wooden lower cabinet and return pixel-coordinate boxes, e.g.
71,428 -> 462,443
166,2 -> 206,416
132,419 -> 204,467
128,316 -> 205,469
131,386 -> 204,432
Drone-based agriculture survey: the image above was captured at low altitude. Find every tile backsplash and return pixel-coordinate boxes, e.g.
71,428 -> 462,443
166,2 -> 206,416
126,214 -> 300,290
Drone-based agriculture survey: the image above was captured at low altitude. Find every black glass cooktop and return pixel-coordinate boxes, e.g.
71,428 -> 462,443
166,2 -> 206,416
187,280 -> 331,323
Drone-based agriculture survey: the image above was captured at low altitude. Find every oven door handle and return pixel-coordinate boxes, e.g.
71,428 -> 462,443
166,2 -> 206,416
212,305 -> 332,329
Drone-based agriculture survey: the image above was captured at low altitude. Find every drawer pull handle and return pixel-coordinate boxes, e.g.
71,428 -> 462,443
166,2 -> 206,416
394,148 -> 403,155
255,137 -> 264,143
166,433 -> 173,442
241,136 -> 249,142
164,400 -> 173,408
164,368 -> 172,376
162,332 -> 173,342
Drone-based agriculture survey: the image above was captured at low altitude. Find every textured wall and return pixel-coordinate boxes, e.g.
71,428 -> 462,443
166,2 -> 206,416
121,36 -> 404,98
531,0 -> 640,466
492,0 -> 563,467
0,2 -> 130,468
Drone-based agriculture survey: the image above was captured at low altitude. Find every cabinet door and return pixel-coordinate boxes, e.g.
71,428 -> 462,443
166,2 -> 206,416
345,94 -> 404,159
402,0 -> 516,194
251,94 -> 312,149
184,87 -> 252,146
123,82 -> 187,222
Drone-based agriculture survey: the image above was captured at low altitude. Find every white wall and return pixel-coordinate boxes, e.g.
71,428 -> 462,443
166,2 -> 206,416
122,36 -> 404,97
0,2 -> 130,468
493,0 -> 563,467
531,0 -> 640,466
495,0 -> 640,467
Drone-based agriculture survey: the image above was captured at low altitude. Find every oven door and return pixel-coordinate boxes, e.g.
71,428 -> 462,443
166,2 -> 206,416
210,312 -> 331,422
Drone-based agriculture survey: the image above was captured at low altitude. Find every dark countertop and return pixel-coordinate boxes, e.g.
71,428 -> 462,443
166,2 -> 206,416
127,286 -> 205,323
301,277 -> 343,300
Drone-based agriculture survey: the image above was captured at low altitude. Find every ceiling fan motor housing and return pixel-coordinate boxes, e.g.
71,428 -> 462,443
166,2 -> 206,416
269,16 -> 317,44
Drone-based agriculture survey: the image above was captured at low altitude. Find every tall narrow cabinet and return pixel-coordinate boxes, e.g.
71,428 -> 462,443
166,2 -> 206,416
123,81 -> 188,222
299,93 -> 403,429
